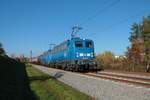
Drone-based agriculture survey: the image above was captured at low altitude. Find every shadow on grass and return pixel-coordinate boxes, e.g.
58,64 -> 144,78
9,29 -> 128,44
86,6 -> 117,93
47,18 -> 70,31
28,75 -> 51,81
28,70 -> 64,81
54,71 -> 64,79
0,56 -> 38,100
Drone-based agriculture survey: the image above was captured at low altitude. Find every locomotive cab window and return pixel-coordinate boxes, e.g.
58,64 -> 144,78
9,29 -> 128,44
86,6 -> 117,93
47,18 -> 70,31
75,41 -> 83,48
85,41 -> 93,48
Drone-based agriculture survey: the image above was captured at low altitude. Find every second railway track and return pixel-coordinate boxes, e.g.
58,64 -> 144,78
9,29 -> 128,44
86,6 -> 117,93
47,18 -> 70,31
33,64 -> 150,88
83,72 -> 150,88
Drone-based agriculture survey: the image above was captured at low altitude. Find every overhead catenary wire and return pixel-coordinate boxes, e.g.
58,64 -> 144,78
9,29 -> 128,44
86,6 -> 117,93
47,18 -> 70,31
71,1 -> 149,38
78,0 -> 121,26
70,0 -> 121,37
73,0 -> 109,26
94,9 -> 150,33
80,9 -> 150,36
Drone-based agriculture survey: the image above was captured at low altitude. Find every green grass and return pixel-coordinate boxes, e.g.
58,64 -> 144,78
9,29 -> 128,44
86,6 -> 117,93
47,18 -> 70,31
26,65 -> 91,100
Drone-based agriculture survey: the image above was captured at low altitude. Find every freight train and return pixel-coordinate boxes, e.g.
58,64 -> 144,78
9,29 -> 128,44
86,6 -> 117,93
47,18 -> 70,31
37,27 -> 100,72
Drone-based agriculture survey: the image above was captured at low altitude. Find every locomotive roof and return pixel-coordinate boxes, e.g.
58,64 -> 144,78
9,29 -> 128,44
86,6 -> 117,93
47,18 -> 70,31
53,37 -> 93,48
39,37 -> 93,56
71,37 -> 93,41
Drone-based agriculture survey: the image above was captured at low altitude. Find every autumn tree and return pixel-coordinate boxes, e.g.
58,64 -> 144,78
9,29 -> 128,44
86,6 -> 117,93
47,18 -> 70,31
127,39 -> 145,64
127,15 -> 150,72
127,23 -> 145,65
142,16 -> 150,72
96,51 -> 115,69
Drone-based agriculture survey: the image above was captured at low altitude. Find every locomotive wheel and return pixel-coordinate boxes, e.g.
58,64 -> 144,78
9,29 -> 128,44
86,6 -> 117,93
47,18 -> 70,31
75,65 -> 79,72
66,64 -> 70,71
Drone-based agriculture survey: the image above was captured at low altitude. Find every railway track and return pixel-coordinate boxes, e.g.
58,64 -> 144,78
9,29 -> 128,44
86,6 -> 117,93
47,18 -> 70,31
84,72 -> 150,88
33,64 -> 150,88
33,64 -> 150,100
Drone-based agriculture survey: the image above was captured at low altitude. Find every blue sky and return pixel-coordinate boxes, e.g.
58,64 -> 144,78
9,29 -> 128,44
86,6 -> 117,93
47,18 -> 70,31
0,0 -> 150,57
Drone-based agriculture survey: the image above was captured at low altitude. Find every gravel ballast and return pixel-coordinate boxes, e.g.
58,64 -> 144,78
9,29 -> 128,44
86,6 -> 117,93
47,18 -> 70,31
32,64 -> 150,100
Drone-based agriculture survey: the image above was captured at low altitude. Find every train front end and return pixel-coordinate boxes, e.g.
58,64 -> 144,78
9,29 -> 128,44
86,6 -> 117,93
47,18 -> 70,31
73,38 -> 97,71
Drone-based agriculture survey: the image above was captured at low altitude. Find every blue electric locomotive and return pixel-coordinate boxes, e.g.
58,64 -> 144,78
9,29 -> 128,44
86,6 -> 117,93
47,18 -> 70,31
38,27 -> 98,71
38,37 -> 97,71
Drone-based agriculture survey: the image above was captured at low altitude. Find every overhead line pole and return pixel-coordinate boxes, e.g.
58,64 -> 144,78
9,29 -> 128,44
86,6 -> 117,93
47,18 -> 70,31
30,50 -> 32,62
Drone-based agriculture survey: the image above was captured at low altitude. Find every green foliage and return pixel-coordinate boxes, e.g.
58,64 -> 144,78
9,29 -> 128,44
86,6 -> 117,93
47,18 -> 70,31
143,16 -> 150,33
129,23 -> 143,41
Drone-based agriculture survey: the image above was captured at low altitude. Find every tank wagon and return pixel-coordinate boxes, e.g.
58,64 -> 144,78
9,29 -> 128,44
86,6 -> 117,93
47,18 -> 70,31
38,37 -> 98,71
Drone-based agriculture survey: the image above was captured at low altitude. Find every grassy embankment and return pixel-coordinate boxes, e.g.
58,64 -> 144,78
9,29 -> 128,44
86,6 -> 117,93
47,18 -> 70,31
26,64 -> 91,100
0,55 -> 90,100
0,56 -> 36,100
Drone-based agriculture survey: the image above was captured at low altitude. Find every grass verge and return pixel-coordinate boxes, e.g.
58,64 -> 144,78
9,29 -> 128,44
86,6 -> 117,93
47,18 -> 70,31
26,65 -> 90,100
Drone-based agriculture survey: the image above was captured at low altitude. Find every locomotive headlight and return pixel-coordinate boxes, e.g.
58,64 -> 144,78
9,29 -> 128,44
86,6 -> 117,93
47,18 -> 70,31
79,53 -> 83,56
87,53 -> 90,57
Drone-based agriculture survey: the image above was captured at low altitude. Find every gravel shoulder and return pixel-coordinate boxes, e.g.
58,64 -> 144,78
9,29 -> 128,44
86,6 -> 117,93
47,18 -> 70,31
32,64 -> 150,100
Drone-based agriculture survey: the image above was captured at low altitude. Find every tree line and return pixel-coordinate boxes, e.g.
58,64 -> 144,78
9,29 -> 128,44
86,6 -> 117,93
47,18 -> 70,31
96,16 -> 150,72
0,42 -> 5,55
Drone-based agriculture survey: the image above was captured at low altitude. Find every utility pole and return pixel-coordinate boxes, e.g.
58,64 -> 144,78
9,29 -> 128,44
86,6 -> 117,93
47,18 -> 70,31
30,50 -> 32,62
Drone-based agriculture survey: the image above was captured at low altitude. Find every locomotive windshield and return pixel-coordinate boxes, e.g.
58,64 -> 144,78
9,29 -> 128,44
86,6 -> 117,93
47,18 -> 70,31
75,41 -> 83,48
85,41 -> 93,48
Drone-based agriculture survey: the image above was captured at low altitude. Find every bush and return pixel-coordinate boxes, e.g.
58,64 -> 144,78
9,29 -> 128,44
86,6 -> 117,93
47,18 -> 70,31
96,51 -> 146,72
